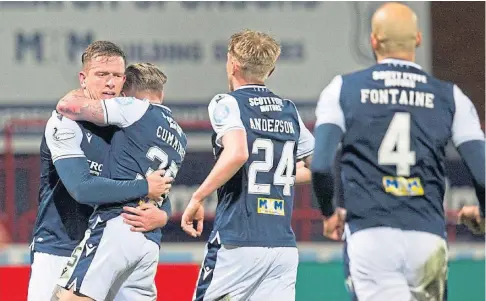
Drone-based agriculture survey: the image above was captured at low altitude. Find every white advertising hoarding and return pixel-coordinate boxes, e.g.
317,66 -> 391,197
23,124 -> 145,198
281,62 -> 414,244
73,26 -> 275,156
0,1 -> 431,105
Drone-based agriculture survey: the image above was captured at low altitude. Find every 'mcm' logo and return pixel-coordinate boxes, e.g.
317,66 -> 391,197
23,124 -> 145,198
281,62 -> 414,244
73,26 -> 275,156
383,176 -> 424,196
257,198 -> 285,216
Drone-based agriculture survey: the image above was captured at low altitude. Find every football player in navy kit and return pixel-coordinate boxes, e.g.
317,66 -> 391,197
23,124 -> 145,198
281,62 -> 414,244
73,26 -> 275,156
181,30 -> 314,301
53,63 -> 186,301
28,42 -> 172,301
312,3 -> 485,301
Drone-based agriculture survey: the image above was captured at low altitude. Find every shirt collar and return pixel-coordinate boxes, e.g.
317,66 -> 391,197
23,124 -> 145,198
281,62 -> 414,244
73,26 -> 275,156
379,58 -> 422,70
152,103 -> 171,112
235,84 -> 267,91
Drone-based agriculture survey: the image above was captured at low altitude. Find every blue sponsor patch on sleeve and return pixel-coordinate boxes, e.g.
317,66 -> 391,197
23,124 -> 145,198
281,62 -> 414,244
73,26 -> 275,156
213,103 -> 230,124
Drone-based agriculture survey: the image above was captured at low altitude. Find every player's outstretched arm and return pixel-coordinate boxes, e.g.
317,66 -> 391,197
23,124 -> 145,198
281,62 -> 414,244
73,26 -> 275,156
182,129 -> 248,237
196,129 -> 248,201
451,85 -> 485,216
57,89 -> 150,129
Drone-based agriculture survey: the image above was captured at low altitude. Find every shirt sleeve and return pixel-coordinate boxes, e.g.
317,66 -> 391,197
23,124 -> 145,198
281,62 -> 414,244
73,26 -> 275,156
44,111 -> 85,163
208,94 -> 245,147
315,75 -> 346,132
101,97 -> 151,128
451,85 -> 485,147
54,157 -> 148,205
294,106 -> 315,159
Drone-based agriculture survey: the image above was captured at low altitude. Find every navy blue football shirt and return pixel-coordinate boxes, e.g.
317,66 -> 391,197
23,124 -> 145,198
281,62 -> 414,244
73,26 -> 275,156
315,58 -> 485,238
208,85 -> 314,247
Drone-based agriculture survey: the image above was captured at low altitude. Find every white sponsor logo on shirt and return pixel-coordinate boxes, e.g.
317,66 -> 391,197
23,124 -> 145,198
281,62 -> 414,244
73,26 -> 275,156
53,127 -> 76,141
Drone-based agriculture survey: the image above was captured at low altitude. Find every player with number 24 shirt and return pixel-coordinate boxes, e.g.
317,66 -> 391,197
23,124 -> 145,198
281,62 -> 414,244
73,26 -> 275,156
182,30 -> 314,301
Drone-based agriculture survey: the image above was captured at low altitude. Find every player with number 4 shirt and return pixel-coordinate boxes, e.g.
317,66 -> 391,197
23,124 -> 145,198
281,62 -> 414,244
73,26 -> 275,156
311,3 -> 485,301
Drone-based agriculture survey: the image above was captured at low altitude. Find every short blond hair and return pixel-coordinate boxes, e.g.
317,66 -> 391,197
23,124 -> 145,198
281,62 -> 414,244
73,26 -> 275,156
123,63 -> 167,92
228,30 -> 281,82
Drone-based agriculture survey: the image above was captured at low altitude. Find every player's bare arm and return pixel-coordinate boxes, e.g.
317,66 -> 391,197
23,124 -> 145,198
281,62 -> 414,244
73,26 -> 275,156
57,89 -> 105,124
193,129 -> 248,199
181,129 -> 248,237
58,89 -> 153,132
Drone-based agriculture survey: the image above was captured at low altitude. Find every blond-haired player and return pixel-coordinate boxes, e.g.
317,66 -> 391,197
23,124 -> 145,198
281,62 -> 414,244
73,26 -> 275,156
51,62 -> 185,301
181,30 -> 314,301
28,42 -> 171,301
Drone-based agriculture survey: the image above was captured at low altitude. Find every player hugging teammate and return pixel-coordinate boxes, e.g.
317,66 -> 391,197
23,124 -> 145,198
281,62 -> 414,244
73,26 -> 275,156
25,3 -> 484,301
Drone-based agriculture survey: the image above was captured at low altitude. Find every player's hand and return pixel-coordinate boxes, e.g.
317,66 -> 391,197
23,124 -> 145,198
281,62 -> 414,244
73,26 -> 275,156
146,170 -> 173,199
323,208 -> 346,241
181,197 -> 205,238
458,206 -> 485,235
122,203 -> 169,232
295,162 -> 312,184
